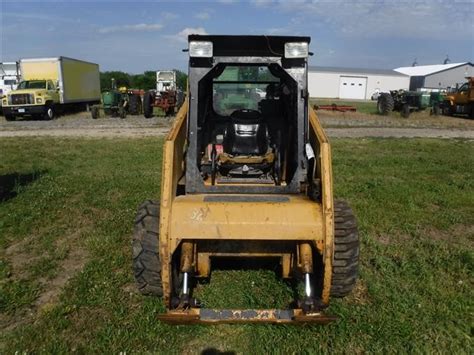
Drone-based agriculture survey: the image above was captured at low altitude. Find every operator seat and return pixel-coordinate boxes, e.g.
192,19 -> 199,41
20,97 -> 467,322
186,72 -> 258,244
218,109 -> 275,178
224,109 -> 269,156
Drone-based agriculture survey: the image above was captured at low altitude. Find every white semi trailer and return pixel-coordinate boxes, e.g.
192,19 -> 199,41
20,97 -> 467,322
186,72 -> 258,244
0,62 -> 20,97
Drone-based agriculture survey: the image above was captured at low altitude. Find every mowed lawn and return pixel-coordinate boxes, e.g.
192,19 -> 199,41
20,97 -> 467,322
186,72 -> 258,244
0,137 -> 472,353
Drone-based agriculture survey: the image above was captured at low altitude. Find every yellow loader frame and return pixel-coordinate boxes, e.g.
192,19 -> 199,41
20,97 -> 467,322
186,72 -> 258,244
156,99 -> 336,324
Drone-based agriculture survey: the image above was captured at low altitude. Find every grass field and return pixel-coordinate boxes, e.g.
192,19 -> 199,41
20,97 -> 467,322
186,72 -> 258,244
0,137 -> 473,353
310,98 -> 474,130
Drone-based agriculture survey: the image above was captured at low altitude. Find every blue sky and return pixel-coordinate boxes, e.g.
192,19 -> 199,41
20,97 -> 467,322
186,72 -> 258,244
1,0 -> 473,73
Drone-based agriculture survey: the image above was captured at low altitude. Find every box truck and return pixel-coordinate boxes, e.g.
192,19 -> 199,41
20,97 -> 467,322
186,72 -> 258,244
0,62 -> 20,97
1,57 -> 100,120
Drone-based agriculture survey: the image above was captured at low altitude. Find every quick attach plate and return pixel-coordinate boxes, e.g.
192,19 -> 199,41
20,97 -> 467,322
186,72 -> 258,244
157,308 -> 337,325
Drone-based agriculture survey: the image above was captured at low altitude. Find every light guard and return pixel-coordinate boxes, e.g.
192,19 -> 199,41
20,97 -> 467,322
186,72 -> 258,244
284,42 -> 309,58
189,41 -> 213,58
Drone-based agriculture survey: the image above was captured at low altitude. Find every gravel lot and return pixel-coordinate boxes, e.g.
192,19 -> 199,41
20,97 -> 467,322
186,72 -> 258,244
0,111 -> 473,139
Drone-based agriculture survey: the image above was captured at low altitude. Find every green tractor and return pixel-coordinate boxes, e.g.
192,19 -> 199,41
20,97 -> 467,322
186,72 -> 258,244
377,90 -> 444,118
213,66 -> 263,115
214,85 -> 260,115
90,79 -> 142,119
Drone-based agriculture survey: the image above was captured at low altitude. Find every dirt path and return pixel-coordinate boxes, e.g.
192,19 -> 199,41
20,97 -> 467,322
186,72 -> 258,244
1,112 -> 473,139
0,127 -> 169,138
1,126 -> 472,139
0,112 -> 171,138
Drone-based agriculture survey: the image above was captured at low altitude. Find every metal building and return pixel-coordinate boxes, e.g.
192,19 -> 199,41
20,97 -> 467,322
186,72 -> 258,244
394,62 -> 474,91
308,66 -> 409,100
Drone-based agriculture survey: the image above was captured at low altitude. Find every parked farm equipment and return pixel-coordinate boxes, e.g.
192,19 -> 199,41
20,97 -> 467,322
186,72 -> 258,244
377,90 -> 444,118
441,77 -> 474,119
143,70 -> 184,118
126,88 -> 143,116
313,103 -> 357,112
91,80 -> 142,119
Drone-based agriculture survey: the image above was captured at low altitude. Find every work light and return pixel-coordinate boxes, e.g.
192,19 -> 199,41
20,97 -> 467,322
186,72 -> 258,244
284,42 -> 309,58
189,41 -> 213,58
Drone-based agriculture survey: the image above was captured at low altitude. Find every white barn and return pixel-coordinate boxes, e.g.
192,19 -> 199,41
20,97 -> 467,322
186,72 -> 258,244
308,66 -> 409,100
394,62 -> 474,91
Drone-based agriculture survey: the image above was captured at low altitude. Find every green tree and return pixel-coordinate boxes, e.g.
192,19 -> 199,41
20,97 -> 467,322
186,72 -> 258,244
100,71 -> 131,90
174,69 -> 188,91
131,71 -> 156,91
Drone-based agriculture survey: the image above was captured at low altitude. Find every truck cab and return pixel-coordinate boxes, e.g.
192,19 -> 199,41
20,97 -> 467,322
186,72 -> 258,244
448,81 -> 471,105
2,79 -> 59,120
443,77 -> 474,118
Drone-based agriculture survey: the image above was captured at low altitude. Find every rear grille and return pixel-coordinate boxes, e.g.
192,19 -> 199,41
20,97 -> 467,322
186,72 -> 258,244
11,94 -> 33,105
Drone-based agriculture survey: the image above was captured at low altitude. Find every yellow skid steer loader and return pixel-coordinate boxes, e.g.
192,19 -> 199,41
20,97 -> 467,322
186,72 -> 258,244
132,35 -> 359,324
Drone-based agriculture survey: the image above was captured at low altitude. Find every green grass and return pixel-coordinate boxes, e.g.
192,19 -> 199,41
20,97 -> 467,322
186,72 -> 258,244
311,98 -> 378,114
0,137 -> 473,353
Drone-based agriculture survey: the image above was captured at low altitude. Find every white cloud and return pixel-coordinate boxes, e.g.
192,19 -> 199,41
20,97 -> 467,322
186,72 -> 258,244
264,0 -> 473,40
217,0 -> 237,4
161,12 -> 179,21
251,0 -> 274,7
4,11 -> 80,24
99,23 -> 164,34
165,27 -> 208,43
195,11 -> 211,20
265,27 -> 289,35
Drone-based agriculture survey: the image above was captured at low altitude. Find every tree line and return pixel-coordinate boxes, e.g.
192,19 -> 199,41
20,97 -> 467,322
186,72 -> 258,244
100,70 -> 187,91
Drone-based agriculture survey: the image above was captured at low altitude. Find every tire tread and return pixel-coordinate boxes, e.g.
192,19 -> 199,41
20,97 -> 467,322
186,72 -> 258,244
331,199 -> 359,298
132,200 -> 163,296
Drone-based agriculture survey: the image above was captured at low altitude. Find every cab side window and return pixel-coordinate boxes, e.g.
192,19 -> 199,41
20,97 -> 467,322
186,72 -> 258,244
47,81 -> 55,90
459,83 -> 468,93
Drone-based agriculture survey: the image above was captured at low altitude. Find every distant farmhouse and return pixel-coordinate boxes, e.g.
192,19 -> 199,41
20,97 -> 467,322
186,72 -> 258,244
309,62 -> 474,100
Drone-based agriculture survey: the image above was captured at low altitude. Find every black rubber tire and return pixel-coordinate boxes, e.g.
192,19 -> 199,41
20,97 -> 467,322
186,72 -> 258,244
431,103 -> 440,116
5,114 -> 16,121
441,101 -> 453,116
91,106 -> 99,119
401,103 -> 410,118
377,93 -> 394,115
44,104 -> 55,120
128,94 -> 141,115
132,200 -> 163,296
143,92 -> 154,118
119,106 -> 127,119
166,107 -> 175,116
331,200 -> 359,298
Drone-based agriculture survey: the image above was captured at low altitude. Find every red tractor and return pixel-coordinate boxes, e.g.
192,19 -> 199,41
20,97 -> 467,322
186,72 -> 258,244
143,70 -> 184,118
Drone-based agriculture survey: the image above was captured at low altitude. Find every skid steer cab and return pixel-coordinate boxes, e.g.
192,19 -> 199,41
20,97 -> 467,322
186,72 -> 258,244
132,35 -> 359,324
